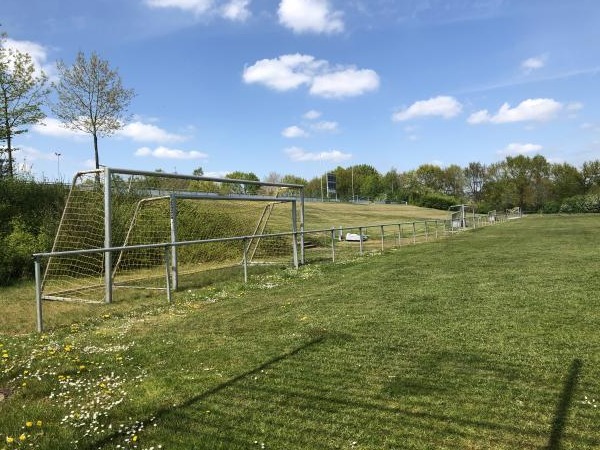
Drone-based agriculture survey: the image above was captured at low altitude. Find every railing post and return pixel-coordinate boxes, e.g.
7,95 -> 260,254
380,225 -> 385,251
412,222 -> 416,244
359,227 -> 364,255
243,237 -> 249,283
398,223 -> 402,246
164,246 -> 172,303
35,255 -> 43,333
330,228 -> 336,263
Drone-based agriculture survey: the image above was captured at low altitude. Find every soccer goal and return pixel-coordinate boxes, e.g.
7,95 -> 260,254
448,204 -> 476,230
506,206 -> 522,220
40,167 -> 304,303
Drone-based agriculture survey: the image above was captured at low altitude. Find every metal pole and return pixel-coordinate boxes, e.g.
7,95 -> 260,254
398,223 -> 402,246
169,195 -> 179,290
291,199 -> 299,269
412,222 -> 416,244
380,225 -> 385,251
300,190 -> 305,264
35,256 -> 43,333
164,246 -> 172,303
330,228 -> 336,262
243,238 -> 249,283
359,227 -> 364,255
104,167 -> 113,304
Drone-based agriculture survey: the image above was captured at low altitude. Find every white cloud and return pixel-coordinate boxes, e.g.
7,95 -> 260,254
392,96 -> 463,121
303,110 -> 322,120
32,118 -> 87,139
118,121 -> 188,143
144,0 -> 214,15
243,54 -> 320,91
310,68 -> 380,99
135,146 -> 208,159
144,0 -> 251,21
521,55 -> 547,73
468,98 -> 563,124
221,0 -> 251,21
498,143 -> 543,156
311,121 -> 338,132
278,0 -> 344,34
282,125 -> 308,138
284,146 -> 351,162
566,102 -> 583,111
243,54 -> 379,98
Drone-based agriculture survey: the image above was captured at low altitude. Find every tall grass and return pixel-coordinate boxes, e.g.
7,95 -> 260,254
1,215 -> 598,449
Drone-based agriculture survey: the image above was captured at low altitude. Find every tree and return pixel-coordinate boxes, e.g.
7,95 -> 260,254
464,162 -> 486,202
52,51 -> 135,169
224,171 -> 260,195
0,32 -> 49,178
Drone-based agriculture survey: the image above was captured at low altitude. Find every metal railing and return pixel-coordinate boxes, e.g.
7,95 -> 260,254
32,215 -> 508,332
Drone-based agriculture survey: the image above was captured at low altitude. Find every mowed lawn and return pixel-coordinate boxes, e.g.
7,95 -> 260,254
1,215 -> 599,449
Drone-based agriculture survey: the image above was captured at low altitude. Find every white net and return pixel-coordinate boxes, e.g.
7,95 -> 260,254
41,169 -> 303,302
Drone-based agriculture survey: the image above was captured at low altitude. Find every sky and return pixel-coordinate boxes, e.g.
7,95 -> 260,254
3,0 -> 600,182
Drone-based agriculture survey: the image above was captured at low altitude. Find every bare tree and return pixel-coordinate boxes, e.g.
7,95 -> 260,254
52,51 -> 135,169
0,32 -> 49,178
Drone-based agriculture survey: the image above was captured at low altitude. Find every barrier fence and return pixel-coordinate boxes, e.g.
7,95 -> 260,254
33,214 -> 508,332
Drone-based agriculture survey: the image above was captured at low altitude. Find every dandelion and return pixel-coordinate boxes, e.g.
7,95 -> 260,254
19,433 -> 26,441
6,436 -> 14,443
26,421 -> 33,427
37,420 -> 43,427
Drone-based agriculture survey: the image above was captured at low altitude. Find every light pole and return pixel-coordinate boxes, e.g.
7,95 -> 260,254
54,152 -> 61,180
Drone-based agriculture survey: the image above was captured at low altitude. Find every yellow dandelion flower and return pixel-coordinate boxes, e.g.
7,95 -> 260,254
36,420 -> 43,427
64,345 -> 72,352
26,421 -> 33,427
1,352 -> 8,359
19,433 -> 26,441
6,436 -> 14,443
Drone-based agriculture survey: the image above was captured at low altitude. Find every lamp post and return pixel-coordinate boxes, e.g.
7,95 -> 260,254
54,152 -> 61,180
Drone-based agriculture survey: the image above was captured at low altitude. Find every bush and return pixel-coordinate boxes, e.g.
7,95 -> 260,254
415,192 -> 460,211
0,179 -> 67,285
559,194 -> 600,213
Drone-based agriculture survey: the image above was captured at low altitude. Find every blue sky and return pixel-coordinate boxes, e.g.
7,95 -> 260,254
3,0 -> 600,181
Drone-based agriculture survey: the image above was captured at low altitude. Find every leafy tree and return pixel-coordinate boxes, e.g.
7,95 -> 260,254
441,164 -> 465,198
464,162 -> 486,202
415,164 -> 445,193
224,170 -> 260,195
0,32 -> 49,178
52,51 -> 135,169
582,160 -> 600,193
550,162 -> 584,202
192,167 -> 204,176
281,174 -> 307,185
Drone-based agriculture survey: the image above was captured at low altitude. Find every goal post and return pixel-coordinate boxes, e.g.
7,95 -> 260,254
112,192 -> 298,291
41,167 -> 305,304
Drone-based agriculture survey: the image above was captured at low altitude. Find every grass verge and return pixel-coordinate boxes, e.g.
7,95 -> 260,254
1,215 -> 599,449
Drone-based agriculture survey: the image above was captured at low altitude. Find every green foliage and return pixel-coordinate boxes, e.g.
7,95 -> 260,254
0,31 -> 50,178
559,193 -> 600,213
0,179 -> 66,285
414,192 -> 459,210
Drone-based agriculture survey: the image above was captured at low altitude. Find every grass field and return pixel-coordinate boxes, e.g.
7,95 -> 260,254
1,214 -> 599,449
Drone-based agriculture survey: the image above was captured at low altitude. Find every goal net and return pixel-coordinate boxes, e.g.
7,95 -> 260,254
506,206 -> 522,220
41,168 -> 304,303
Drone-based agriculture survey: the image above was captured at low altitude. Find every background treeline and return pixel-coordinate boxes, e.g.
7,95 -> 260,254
297,155 -> 600,213
2,154 -> 600,286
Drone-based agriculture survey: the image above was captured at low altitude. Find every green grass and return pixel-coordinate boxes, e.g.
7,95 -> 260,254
1,215 -> 599,449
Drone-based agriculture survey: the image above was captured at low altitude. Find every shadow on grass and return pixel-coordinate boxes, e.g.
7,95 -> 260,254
547,358 -> 583,450
82,331 -> 330,450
